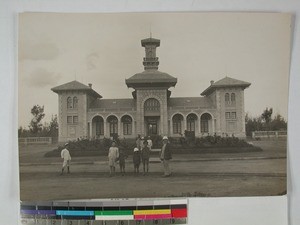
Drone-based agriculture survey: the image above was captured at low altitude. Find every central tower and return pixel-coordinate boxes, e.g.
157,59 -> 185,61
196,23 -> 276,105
125,37 -> 177,137
141,37 -> 160,70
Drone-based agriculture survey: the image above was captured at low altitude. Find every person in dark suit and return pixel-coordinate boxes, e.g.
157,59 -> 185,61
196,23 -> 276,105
160,136 -> 172,177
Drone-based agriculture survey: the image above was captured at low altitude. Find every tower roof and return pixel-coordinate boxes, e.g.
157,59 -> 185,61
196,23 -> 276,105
201,77 -> 251,96
141,37 -> 160,47
51,80 -> 102,98
126,70 -> 177,88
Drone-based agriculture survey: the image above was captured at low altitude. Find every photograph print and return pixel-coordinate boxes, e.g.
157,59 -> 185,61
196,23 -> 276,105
18,12 -> 291,201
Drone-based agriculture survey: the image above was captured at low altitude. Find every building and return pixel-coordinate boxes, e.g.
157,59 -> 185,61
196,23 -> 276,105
52,37 -> 251,142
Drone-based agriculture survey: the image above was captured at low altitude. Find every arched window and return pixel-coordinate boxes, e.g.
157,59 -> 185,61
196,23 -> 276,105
73,97 -> 78,109
231,93 -> 236,104
172,114 -> 183,134
225,93 -> 230,105
121,115 -> 132,135
67,97 -> 73,109
92,116 -> 104,136
187,113 -> 197,132
201,113 -> 212,133
107,115 -> 118,137
144,98 -> 160,112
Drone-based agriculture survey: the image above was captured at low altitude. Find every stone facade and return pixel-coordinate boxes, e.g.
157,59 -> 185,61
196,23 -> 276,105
52,37 -> 251,142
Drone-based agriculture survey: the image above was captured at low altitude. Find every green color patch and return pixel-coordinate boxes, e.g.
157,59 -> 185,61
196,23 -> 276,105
94,210 -> 133,216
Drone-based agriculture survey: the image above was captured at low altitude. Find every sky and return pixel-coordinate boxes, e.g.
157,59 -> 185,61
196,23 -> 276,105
18,12 -> 291,127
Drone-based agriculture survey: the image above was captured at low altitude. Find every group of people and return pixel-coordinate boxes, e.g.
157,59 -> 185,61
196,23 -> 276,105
60,135 -> 172,177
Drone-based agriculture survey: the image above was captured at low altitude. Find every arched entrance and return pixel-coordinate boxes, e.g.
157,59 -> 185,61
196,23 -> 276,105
144,98 -> 160,136
186,113 -> 198,132
201,113 -> 212,134
107,115 -> 118,137
121,115 -> 133,135
91,116 -> 104,138
172,114 -> 184,135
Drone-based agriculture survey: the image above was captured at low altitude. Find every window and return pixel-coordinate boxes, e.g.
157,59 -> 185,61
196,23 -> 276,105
73,116 -> 78,123
107,116 -> 118,136
122,115 -> 132,135
67,97 -> 73,109
200,113 -> 212,133
225,112 -> 231,119
93,116 -> 104,136
231,93 -> 236,102
225,112 -> 236,119
187,114 -> 197,132
73,97 -> 78,109
225,93 -> 230,104
172,114 -> 183,134
144,98 -> 160,111
67,116 -> 72,124
231,112 -> 236,119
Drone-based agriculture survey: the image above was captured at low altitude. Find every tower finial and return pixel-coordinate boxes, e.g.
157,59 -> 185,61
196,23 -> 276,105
150,24 -> 152,38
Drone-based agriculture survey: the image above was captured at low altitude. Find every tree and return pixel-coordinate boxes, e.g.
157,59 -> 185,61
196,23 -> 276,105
29,105 -> 45,134
261,107 -> 273,123
261,107 -> 273,130
48,114 -> 58,137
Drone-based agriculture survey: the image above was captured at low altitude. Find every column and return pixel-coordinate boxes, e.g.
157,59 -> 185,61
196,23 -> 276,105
212,118 -> 215,133
89,122 -> 92,139
118,120 -> 122,138
104,121 -> 107,138
198,118 -> 201,135
183,118 -> 187,133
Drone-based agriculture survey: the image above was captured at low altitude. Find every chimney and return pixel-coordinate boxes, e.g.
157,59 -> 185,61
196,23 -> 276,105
88,83 -> 92,88
210,80 -> 214,85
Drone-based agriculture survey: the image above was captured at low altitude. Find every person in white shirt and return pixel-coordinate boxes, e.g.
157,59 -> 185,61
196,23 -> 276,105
60,143 -> 71,175
108,141 -> 119,177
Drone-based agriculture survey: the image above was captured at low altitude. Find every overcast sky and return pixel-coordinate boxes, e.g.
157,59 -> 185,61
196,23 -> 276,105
18,12 -> 291,127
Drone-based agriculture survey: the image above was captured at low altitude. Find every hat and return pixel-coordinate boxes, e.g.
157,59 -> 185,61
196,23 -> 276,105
134,147 -> 139,152
141,136 -> 144,140
162,136 -> 168,140
64,143 -> 69,146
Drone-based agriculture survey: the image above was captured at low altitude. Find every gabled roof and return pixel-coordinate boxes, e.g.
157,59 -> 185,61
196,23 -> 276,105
51,80 -> 102,98
125,70 -> 177,88
201,77 -> 251,96
89,98 -> 135,109
168,97 -> 213,108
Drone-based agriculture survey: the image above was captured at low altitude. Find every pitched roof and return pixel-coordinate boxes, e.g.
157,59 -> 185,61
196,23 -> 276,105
168,97 -> 213,108
201,77 -> 251,96
89,98 -> 135,109
51,80 -> 102,98
125,70 -> 177,88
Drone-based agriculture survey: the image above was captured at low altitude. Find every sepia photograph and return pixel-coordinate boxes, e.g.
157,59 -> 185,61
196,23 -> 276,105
18,12 -> 291,201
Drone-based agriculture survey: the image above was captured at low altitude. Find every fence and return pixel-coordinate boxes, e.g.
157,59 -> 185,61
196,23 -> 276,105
19,137 -> 53,145
252,131 -> 287,139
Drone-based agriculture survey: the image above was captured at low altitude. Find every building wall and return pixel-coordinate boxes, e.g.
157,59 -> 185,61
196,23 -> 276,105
57,88 -> 247,141
215,87 -> 246,137
58,91 -> 88,143
136,88 -> 168,136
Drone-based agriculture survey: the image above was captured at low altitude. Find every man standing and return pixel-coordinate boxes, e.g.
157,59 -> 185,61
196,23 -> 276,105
160,136 -> 172,177
60,143 -> 71,175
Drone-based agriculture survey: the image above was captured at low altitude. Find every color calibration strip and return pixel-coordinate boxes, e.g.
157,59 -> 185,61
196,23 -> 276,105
20,199 -> 187,224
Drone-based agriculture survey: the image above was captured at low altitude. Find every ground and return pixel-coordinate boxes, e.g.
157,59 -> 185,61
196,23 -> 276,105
19,139 -> 286,201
